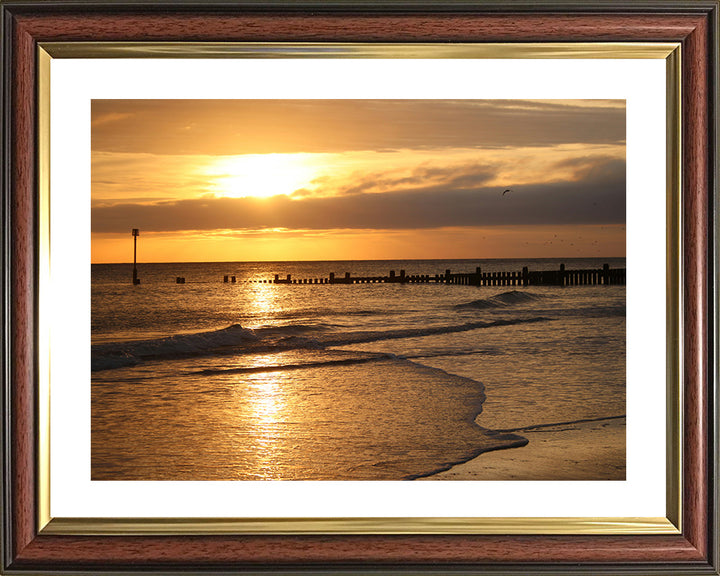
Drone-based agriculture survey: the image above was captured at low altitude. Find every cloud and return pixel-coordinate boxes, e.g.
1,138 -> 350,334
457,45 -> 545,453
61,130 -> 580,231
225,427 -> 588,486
551,155 -> 625,181
91,151 -> 217,202
327,163 -> 499,197
92,159 -> 625,233
92,99 -> 626,156
91,112 -> 135,127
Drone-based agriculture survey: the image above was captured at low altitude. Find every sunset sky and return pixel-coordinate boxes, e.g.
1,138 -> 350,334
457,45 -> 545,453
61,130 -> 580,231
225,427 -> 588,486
91,99 -> 626,263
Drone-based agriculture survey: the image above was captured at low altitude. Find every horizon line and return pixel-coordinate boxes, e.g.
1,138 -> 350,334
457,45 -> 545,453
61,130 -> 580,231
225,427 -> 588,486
92,255 -> 628,265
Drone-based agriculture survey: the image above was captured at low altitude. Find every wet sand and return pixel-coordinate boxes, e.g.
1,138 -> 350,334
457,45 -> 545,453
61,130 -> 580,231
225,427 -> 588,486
423,416 -> 625,481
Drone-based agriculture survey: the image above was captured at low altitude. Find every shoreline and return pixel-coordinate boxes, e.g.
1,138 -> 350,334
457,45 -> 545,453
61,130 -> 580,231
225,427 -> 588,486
420,416 -> 625,481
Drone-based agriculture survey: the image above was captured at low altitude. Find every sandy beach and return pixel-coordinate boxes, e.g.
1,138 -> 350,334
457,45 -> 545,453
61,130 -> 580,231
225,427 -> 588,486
423,416 -> 625,481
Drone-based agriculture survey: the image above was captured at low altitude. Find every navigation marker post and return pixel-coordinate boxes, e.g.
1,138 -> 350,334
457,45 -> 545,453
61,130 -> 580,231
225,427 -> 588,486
131,228 -> 140,285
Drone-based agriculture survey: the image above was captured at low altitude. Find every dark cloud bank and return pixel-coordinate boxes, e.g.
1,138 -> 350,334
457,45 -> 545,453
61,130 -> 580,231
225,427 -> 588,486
92,159 -> 625,234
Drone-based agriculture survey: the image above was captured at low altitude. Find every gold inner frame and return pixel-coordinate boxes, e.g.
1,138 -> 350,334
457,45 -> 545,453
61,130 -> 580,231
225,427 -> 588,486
36,42 -> 682,536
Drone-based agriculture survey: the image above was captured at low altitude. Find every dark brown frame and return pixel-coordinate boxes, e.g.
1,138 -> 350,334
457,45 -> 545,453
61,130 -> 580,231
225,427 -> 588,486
1,1 -> 717,574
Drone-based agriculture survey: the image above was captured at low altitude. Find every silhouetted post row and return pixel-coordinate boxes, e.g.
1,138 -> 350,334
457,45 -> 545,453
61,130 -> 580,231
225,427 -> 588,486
258,263 -> 625,288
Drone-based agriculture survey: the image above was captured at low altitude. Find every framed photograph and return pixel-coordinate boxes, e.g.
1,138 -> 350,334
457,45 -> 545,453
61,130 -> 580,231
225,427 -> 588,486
2,1 -> 717,574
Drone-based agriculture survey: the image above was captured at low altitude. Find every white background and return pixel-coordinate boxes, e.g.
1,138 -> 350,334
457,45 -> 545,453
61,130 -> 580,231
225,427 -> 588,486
48,57 -> 667,518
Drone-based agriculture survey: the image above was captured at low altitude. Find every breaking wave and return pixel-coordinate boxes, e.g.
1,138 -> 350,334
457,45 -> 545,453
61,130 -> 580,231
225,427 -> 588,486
455,290 -> 544,310
91,324 -> 258,371
91,316 -> 550,372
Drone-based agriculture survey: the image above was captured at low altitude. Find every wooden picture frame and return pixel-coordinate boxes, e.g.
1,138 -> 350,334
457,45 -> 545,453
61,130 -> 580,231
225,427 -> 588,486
1,1 -> 717,574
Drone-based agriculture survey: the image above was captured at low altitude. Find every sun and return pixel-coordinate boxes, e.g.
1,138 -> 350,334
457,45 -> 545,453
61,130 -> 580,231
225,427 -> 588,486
206,154 -> 319,199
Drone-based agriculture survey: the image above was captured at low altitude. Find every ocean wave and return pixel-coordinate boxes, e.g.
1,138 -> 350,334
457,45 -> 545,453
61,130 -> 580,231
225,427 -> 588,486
254,323 -> 332,335
494,291 -> 545,304
403,348 -> 503,360
92,324 -> 258,371
266,308 -> 383,320
191,352 -> 395,376
572,305 -> 626,318
92,317 -> 550,372
321,317 -> 549,347
455,290 -> 544,310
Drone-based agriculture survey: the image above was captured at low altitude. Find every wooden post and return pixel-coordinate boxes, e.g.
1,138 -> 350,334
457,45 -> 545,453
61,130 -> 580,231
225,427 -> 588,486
224,275 -> 229,283
559,263 -> 565,286
131,229 -> 140,284
329,272 -> 335,284
522,266 -> 529,286
603,263 -> 610,285
345,272 -> 351,284
274,274 -> 279,284
400,270 -> 406,283
231,276 -> 236,283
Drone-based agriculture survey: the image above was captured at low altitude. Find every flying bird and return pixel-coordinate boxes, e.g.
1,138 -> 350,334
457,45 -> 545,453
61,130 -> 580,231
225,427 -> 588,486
502,188 -> 512,196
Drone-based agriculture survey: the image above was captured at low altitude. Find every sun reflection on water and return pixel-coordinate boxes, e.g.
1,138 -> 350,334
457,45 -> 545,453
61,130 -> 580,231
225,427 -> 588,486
232,284 -> 296,479
244,282 -> 282,329
249,371 -> 284,425
237,359 -> 290,480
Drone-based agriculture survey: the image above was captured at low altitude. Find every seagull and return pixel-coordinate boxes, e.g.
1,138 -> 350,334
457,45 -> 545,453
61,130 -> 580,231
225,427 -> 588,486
502,188 -> 512,196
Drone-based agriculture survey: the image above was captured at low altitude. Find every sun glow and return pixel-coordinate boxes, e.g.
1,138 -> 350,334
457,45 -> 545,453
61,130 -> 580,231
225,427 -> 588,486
207,154 -> 319,199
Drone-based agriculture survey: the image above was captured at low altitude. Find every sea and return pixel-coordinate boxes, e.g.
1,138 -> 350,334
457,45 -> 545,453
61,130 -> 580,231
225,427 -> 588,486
91,257 -> 626,481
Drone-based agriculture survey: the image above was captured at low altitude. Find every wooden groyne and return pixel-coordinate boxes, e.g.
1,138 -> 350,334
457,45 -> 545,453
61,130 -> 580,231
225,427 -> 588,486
266,264 -> 625,287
